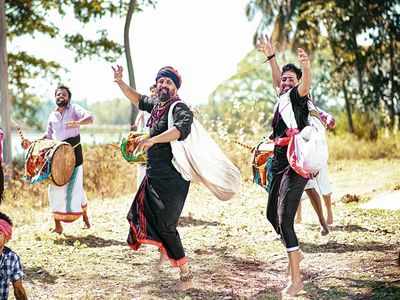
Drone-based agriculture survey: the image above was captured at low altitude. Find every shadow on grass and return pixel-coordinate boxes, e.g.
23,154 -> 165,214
198,246 -> 283,299
303,223 -> 393,234
304,276 -> 400,300
332,224 -> 394,234
302,240 -> 395,254
178,216 -> 221,227
133,246 -> 282,299
54,234 -> 126,248
24,266 -> 58,284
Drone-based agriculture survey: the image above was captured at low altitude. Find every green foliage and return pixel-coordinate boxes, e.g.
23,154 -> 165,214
88,98 -> 131,125
246,0 -> 400,135
5,0 -> 157,124
12,94 -> 42,129
201,49 -> 275,137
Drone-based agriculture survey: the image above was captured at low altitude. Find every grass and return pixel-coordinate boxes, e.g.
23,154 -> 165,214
3,159 -> 400,299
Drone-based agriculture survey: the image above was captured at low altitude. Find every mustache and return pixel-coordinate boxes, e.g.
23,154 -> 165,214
158,87 -> 169,93
158,88 -> 171,101
56,98 -> 68,107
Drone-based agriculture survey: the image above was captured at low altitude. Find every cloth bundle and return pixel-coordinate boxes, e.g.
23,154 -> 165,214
168,101 -> 241,201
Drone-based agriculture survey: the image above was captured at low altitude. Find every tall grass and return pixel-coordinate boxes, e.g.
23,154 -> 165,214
2,122 -> 399,223
327,131 -> 400,160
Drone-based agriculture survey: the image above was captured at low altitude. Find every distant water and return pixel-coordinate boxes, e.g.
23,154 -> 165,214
10,131 -> 127,160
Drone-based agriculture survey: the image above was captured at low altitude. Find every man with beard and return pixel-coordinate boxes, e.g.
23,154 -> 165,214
257,36 -> 312,296
22,85 -> 93,234
112,65 -> 194,290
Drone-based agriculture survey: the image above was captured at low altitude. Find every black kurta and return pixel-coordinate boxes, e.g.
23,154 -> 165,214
127,95 -> 193,267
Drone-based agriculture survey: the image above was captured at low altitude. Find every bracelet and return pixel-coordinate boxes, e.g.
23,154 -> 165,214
264,54 -> 275,63
180,270 -> 194,282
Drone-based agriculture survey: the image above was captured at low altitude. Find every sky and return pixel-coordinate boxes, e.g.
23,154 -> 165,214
10,0 -> 260,106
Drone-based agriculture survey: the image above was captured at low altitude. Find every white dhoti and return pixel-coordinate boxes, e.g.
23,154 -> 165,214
48,165 -> 87,222
304,164 -> 332,196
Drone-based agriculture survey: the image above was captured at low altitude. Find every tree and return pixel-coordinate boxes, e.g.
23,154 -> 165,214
246,0 -> 400,135
125,0 -> 138,127
6,0 -> 158,121
205,50 -> 276,141
3,0 -> 157,162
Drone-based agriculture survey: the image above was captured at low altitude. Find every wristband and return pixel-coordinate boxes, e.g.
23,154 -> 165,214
264,54 -> 275,63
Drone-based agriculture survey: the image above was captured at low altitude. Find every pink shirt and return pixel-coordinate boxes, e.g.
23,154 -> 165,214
44,104 -> 93,141
0,128 -> 3,162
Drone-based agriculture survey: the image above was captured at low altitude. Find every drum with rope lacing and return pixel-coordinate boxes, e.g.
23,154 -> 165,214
120,131 -> 148,164
25,139 -> 76,186
252,140 -> 274,192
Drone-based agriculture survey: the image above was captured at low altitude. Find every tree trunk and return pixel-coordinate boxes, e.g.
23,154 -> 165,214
327,34 -> 354,134
124,0 -> 138,128
389,29 -> 396,130
0,0 -> 12,165
342,81 -> 354,133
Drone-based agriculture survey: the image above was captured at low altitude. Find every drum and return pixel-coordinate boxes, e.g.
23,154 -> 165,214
25,139 -> 76,186
252,141 -> 274,191
120,131 -> 147,164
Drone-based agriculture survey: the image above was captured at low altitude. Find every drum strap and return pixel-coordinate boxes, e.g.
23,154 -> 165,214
63,135 -> 83,166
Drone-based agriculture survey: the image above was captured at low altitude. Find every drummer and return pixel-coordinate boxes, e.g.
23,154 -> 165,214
22,85 -> 93,234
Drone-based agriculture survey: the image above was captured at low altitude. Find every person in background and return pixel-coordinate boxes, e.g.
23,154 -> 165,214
22,85 -> 93,234
134,84 -> 155,188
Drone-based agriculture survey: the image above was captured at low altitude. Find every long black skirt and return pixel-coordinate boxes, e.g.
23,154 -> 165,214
127,173 -> 190,267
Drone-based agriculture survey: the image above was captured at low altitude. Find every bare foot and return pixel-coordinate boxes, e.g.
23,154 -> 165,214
175,278 -> 193,291
50,227 -> 63,235
83,221 -> 91,229
51,219 -> 63,234
320,223 -> 329,236
175,268 -> 194,291
282,280 -> 304,297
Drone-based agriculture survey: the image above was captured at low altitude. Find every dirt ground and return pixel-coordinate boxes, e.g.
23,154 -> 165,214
6,159 -> 400,299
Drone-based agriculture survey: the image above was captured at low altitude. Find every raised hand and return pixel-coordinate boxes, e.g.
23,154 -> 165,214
256,34 -> 275,58
112,65 -> 123,83
297,48 -> 310,69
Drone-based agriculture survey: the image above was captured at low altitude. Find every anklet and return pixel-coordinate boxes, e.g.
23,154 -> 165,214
180,270 -> 194,282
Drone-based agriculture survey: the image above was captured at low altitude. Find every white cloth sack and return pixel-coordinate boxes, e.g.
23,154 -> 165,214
277,90 -> 328,177
305,164 -> 333,195
168,101 -> 241,201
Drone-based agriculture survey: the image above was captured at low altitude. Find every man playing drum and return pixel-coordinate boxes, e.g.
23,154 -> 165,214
113,65 -> 194,290
22,85 -> 93,234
